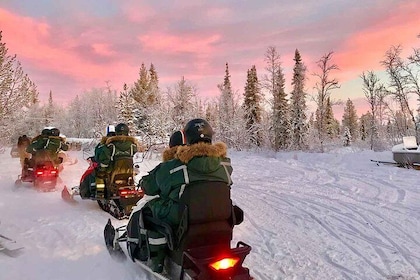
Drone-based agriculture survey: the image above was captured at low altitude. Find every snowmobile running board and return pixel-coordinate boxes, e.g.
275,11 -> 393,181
370,159 -> 420,169
134,259 -> 172,280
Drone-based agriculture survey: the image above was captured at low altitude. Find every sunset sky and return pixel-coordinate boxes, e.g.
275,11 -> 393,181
1,0 -> 419,118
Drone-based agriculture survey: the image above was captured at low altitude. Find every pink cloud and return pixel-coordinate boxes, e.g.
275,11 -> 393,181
335,2 -> 420,77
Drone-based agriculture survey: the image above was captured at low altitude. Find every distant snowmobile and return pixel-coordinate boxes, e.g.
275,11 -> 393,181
104,181 -> 253,279
62,156 -> 143,219
15,152 -> 60,191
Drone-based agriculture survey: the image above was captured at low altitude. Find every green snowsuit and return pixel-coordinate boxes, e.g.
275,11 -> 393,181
96,135 -> 138,172
141,141 -> 233,231
26,135 -> 69,165
139,141 -> 232,271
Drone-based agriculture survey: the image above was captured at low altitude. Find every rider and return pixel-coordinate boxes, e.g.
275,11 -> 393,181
138,119 -> 232,272
98,123 -> 139,174
126,130 -> 186,264
47,127 -> 69,165
78,125 -> 116,199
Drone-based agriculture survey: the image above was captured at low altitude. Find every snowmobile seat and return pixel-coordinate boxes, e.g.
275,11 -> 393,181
138,181 -> 235,265
169,181 -> 234,264
109,157 -> 134,186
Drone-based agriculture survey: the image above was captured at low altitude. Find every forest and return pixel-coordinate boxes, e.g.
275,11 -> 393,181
1,30 -> 420,152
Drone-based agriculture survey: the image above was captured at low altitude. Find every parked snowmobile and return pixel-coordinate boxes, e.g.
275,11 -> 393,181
62,156 -> 143,219
104,180 -> 252,280
15,151 -> 60,191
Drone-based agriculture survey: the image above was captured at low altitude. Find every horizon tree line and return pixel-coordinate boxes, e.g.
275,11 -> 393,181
1,30 -> 420,152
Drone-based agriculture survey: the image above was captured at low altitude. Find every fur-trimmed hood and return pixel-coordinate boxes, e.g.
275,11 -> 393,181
162,146 -> 178,162
99,136 -> 108,144
105,135 -> 138,146
176,142 -> 227,164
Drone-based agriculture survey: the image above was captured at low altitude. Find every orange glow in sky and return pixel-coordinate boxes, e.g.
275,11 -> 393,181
0,1 -> 419,120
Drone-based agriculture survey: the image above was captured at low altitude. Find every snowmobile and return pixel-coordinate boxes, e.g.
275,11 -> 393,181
15,151 -> 60,191
62,156 -> 143,219
104,181 -> 253,279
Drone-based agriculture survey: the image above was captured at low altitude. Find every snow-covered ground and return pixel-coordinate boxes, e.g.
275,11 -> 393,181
0,146 -> 419,280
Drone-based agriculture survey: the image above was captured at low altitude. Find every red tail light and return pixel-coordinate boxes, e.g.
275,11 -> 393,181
119,189 -> 139,197
50,170 -> 57,174
36,170 -> 44,176
209,257 -> 239,271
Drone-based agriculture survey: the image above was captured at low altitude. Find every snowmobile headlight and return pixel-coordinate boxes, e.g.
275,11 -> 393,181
97,183 -> 105,190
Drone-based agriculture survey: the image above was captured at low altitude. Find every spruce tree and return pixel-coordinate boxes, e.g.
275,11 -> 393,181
117,83 -> 137,134
263,46 -> 290,151
290,49 -> 308,150
243,65 -> 262,147
342,98 -> 358,140
218,63 -> 235,146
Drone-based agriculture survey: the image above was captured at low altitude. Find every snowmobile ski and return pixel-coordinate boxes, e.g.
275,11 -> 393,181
61,185 -> 78,204
370,159 -> 420,169
0,233 -> 24,256
103,219 -> 171,279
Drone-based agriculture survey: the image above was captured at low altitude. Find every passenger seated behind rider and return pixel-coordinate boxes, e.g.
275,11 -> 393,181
97,123 -> 139,180
17,134 -> 31,169
78,125 -> 115,199
139,119 -> 232,273
47,127 -> 69,165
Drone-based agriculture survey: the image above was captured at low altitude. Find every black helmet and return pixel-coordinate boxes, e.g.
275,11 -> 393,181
41,128 -> 51,136
184,118 -> 213,145
169,130 -> 186,148
115,123 -> 129,136
50,127 -> 60,136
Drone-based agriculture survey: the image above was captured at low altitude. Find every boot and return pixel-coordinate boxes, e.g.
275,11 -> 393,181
150,250 -> 165,273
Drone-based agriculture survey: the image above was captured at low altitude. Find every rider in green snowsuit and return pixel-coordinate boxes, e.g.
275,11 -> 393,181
96,123 -> 139,174
26,127 -> 68,165
139,119 -> 233,272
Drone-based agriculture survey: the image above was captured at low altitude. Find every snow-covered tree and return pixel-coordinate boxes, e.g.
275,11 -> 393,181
263,46 -> 290,151
313,51 -> 340,152
217,63 -> 235,146
117,83 -> 137,134
167,76 -> 198,129
290,49 -> 308,150
342,98 -> 358,140
243,65 -> 262,147
361,71 -> 383,150
325,97 -> 339,139
343,126 -> 352,147
0,31 -> 39,143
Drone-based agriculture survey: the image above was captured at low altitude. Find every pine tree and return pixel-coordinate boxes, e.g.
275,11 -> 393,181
131,63 -> 149,105
343,126 -> 352,146
263,46 -> 290,151
218,63 -> 235,146
44,91 -> 55,127
169,76 -> 197,128
147,63 -> 159,106
325,97 -> 338,139
117,83 -> 137,134
243,65 -> 262,147
342,98 -> 358,140
290,49 -> 308,150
